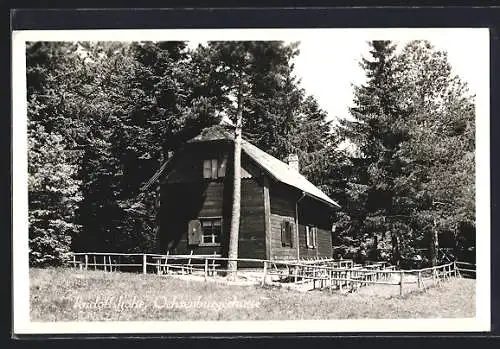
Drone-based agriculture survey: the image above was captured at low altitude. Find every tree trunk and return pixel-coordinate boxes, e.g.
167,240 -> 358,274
372,234 -> 378,261
452,223 -> 459,262
391,231 -> 400,267
154,150 -> 164,253
430,219 -> 439,267
227,84 -> 243,279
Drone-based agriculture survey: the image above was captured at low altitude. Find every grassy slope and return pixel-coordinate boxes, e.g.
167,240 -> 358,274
30,268 -> 475,321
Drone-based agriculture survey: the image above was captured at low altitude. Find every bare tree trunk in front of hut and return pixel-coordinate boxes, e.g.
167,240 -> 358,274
153,150 -> 164,253
227,83 -> 243,280
430,219 -> 439,267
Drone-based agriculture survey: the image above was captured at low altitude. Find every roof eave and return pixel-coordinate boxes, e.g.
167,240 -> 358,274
303,192 -> 342,210
242,146 -> 341,210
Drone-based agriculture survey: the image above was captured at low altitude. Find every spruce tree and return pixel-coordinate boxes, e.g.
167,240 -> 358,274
341,40 -> 407,265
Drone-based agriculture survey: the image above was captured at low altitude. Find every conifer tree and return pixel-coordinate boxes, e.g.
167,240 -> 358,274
341,40 -> 407,265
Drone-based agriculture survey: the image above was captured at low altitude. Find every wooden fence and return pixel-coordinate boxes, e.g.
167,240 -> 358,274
263,260 -> 458,295
70,252 -> 462,296
70,252 -> 223,274
455,261 -> 476,278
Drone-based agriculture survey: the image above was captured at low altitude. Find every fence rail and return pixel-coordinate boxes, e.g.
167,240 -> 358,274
69,252 -> 465,295
455,261 -> 476,277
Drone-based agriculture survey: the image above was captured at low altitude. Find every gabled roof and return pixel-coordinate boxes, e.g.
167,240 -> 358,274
141,125 -> 341,209
240,140 -> 340,208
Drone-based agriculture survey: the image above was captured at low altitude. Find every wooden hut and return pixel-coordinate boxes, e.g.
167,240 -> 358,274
142,125 -> 341,262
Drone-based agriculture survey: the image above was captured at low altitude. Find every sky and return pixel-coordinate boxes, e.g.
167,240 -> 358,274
184,28 -> 488,124
291,34 -> 487,123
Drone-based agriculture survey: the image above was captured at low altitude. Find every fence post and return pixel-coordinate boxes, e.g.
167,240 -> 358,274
453,261 -> 457,277
399,270 -> 404,296
435,267 -> 441,287
85,254 -> 88,270
165,251 -> 170,274
103,255 -> 107,272
143,254 -> 147,274
312,267 -> 316,289
262,261 -> 268,286
418,271 -> 421,289
204,258 -> 208,281
72,254 -> 76,269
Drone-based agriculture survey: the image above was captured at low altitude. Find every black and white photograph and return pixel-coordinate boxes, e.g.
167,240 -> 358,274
12,27 -> 490,334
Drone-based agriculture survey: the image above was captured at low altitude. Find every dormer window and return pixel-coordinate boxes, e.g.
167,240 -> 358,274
203,157 -> 226,179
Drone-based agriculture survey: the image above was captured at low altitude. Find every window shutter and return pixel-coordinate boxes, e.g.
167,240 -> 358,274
312,227 -> 317,248
281,220 -> 294,247
306,226 -> 311,247
211,159 -> 218,179
218,156 -> 227,177
203,160 -> 212,179
188,219 -> 202,245
281,221 -> 286,246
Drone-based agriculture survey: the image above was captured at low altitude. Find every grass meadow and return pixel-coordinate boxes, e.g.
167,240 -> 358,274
30,267 -> 476,321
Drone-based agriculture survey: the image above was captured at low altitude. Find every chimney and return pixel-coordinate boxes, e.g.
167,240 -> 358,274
287,154 -> 299,172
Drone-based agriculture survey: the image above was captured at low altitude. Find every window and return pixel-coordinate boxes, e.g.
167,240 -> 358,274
306,226 -> 317,249
281,220 -> 293,247
203,158 -> 226,179
199,217 -> 222,246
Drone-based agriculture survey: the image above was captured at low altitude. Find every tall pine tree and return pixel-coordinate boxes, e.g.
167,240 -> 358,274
341,41 -> 408,265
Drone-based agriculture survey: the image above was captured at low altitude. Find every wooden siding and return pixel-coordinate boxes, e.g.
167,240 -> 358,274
297,196 -> 333,259
158,139 -> 334,263
159,142 -> 266,263
297,224 -> 332,259
268,181 -> 334,260
167,142 -> 230,183
269,182 -> 297,217
268,181 -> 299,260
270,213 -> 297,260
159,181 -> 225,256
237,179 -> 266,261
